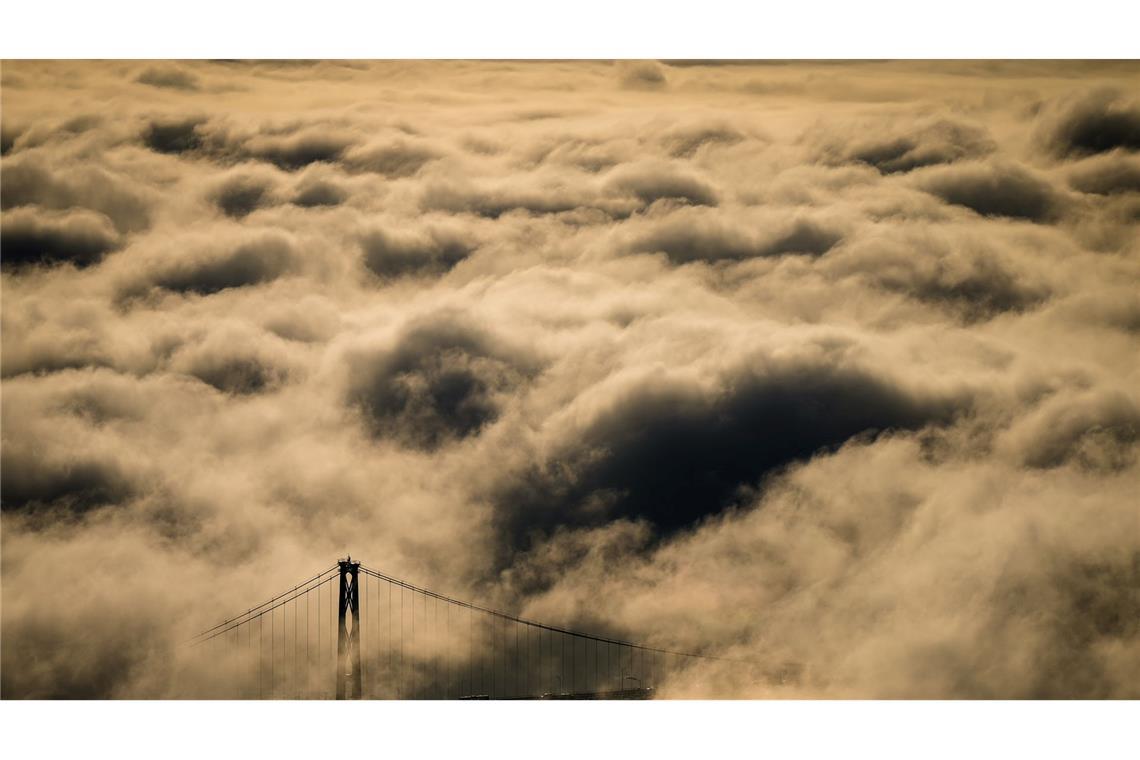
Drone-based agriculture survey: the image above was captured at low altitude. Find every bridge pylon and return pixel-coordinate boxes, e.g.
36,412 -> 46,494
336,557 -> 363,699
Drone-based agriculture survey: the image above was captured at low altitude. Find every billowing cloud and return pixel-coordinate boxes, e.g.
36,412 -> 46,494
115,228 -> 300,298
342,137 -> 443,177
1,206 -> 121,268
243,127 -> 356,171
603,161 -> 720,207
912,161 -> 1064,222
821,226 -> 1055,322
1068,152 -> 1140,195
169,324 -> 300,395
1037,89 -> 1140,158
812,117 -> 996,174
360,225 -> 476,279
208,165 -> 287,218
625,206 -> 842,264
617,60 -> 668,90
343,314 -> 538,450
1,153 -> 153,233
292,172 -> 348,208
143,116 -> 206,155
2,60 -> 1138,700
493,353 -> 968,550
999,388 -> 1140,471
660,121 -> 746,159
136,64 -> 201,92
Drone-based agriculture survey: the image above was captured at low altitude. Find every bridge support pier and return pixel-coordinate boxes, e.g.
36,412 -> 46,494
336,557 -> 363,699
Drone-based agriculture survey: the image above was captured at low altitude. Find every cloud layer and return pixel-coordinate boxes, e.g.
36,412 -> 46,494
2,60 -> 1138,699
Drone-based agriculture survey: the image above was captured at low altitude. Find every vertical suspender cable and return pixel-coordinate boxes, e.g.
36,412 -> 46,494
306,588 -> 310,698
433,596 -> 437,698
388,581 -> 392,697
270,606 -> 274,698
316,579 -> 321,695
298,592 -> 303,697
446,601 -> 450,699
400,584 -> 405,698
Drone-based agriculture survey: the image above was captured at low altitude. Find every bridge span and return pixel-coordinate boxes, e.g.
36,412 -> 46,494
185,557 -> 747,699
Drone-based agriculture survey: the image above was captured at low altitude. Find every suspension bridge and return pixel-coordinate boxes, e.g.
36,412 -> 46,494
185,557 -> 747,699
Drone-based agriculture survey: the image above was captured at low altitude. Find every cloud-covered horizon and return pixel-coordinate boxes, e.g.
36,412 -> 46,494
2,60 -> 1138,698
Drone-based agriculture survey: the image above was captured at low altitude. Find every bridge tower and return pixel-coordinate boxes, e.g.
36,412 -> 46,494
336,557 -> 363,699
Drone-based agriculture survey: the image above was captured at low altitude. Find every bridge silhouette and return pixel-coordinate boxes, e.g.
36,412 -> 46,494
186,557 -> 745,699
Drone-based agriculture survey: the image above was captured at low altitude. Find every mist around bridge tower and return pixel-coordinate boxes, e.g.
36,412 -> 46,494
2,59 -> 1139,700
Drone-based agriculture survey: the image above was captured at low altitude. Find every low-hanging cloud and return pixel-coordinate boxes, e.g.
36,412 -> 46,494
2,60 -> 1138,700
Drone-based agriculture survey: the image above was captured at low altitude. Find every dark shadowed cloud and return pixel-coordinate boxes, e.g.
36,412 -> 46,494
1039,90 -> 1140,158
244,128 -> 356,171
344,315 -> 538,451
0,448 -> 134,514
360,226 -> 475,279
627,208 -> 841,264
209,167 -> 284,218
292,175 -> 347,208
914,161 -> 1064,222
813,117 -> 996,174
126,231 -> 298,297
1,207 -> 121,268
143,116 -> 205,155
493,356 -> 967,551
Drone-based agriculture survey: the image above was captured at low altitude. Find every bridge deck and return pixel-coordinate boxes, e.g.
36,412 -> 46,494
459,687 -> 656,700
